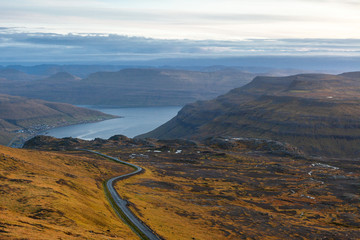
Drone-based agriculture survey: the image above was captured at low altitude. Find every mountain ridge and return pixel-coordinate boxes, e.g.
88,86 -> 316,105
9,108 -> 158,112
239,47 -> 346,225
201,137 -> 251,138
138,71 -> 360,157
0,68 -> 255,106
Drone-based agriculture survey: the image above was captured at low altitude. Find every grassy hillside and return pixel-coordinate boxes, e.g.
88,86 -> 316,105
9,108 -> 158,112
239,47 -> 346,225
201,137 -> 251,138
0,68 -> 254,106
139,71 -> 360,157
0,145 -> 137,239
24,135 -> 360,239
0,94 -> 114,146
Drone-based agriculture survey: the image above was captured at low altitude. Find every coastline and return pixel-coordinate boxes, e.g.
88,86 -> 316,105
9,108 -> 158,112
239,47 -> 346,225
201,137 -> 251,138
7,115 -> 120,148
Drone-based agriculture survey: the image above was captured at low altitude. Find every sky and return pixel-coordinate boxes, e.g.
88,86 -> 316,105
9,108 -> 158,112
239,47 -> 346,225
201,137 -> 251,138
1,0 -> 360,63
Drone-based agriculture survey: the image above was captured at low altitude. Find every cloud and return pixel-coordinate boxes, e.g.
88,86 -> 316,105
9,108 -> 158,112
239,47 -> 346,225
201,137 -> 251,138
1,0 -> 360,39
0,30 -> 360,64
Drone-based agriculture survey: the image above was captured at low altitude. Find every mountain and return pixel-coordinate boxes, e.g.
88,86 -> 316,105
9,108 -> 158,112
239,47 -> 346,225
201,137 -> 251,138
139,71 -> 360,157
0,94 -> 114,146
0,68 -> 255,106
8,63 -> 312,78
43,71 -> 79,82
0,68 -> 40,81
6,64 -> 132,78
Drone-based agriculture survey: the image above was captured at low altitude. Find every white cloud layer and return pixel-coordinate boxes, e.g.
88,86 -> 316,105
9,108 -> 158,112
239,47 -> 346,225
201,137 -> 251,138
0,29 -> 360,64
1,0 -> 359,39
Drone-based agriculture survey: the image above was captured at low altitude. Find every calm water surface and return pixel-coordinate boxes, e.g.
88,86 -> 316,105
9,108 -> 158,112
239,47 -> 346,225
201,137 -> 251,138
45,106 -> 182,140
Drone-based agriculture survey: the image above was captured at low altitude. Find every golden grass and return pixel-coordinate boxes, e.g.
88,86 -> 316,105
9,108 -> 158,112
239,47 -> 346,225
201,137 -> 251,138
116,169 -> 229,240
15,137 -> 360,239
0,145 -> 137,239
106,146 -> 360,240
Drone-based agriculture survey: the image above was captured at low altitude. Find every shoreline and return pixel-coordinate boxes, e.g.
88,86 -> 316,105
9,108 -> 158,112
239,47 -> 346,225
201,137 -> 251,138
8,115 -> 120,148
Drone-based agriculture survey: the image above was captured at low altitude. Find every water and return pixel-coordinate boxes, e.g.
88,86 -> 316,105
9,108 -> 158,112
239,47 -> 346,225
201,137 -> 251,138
44,106 -> 182,140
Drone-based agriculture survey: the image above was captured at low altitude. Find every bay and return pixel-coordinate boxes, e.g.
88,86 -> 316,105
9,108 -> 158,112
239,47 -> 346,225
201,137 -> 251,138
44,106 -> 182,140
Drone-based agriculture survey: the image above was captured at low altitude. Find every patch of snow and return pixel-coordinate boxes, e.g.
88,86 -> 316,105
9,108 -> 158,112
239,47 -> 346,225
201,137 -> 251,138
232,137 -> 244,141
311,163 -> 339,170
129,153 -> 148,158
301,194 -> 315,200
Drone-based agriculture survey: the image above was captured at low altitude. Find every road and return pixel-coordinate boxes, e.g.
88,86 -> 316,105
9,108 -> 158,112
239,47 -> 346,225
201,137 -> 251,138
84,150 -> 161,240
7,135 -> 18,147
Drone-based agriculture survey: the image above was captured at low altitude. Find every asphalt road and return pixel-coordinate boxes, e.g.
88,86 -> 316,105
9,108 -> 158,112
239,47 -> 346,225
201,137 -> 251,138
84,150 -> 161,240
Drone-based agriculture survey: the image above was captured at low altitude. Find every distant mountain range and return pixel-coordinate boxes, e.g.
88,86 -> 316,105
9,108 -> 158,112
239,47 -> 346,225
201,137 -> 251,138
0,94 -> 114,146
2,56 -> 360,74
1,64 -> 128,78
0,68 -> 41,81
139,71 -> 360,157
0,68 -> 255,106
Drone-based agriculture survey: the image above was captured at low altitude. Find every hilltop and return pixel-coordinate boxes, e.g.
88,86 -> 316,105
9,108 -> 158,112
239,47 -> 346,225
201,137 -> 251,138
139,71 -> 360,157
0,94 -> 114,147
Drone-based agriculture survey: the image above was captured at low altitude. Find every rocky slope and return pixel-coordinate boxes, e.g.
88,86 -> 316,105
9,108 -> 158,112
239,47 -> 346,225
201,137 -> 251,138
139,71 -> 360,157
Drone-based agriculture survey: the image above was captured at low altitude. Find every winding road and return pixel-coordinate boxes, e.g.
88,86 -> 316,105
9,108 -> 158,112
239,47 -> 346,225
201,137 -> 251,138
84,150 -> 160,240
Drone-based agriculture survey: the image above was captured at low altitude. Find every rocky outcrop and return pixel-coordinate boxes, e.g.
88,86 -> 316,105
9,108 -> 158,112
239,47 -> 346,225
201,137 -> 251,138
204,137 -> 304,158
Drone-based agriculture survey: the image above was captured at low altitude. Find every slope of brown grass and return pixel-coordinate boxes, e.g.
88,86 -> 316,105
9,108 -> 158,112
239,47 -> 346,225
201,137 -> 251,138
103,142 -> 360,240
22,136 -> 360,239
0,145 -> 137,239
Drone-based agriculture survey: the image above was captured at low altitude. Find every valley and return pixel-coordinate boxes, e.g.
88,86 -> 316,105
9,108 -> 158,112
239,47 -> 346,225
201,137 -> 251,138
2,0 -> 360,239
1,67 -> 360,239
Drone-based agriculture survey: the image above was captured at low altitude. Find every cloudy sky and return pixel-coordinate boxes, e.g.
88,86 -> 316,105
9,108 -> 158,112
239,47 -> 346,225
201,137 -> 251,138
1,0 -> 360,63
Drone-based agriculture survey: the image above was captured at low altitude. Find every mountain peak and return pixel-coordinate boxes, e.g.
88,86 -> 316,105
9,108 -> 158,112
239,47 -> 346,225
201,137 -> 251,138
46,72 -> 79,81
